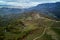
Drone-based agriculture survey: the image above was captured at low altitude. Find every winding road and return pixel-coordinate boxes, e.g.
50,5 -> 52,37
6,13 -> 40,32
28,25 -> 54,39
33,21 -> 54,40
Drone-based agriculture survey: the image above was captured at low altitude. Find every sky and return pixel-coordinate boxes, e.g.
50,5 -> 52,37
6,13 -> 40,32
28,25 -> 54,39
0,0 -> 60,8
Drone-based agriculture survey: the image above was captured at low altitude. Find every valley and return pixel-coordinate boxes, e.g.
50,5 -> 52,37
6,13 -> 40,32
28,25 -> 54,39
0,2 -> 60,40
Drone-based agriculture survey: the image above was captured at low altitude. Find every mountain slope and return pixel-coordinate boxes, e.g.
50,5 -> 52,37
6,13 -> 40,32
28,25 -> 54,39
26,2 -> 60,19
0,10 -> 60,40
0,5 -> 25,15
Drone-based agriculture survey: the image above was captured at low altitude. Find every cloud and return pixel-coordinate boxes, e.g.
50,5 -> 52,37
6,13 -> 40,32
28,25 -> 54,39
6,2 -> 40,8
0,0 -> 30,3
0,0 -> 60,8
0,1 -> 7,5
1,0 -> 60,2
0,1 -> 40,8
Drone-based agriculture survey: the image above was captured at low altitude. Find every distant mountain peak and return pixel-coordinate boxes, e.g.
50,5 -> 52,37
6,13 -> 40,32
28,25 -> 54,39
0,5 -> 24,9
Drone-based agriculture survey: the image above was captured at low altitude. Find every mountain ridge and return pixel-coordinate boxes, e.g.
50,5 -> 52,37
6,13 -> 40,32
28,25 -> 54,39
26,2 -> 60,19
0,2 -> 60,20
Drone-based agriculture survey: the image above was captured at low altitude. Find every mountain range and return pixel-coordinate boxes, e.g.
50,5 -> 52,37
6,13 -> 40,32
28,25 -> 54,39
26,2 -> 60,19
0,2 -> 60,19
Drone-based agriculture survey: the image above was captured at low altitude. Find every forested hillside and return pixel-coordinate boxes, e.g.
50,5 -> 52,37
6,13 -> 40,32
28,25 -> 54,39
0,11 -> 60,40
